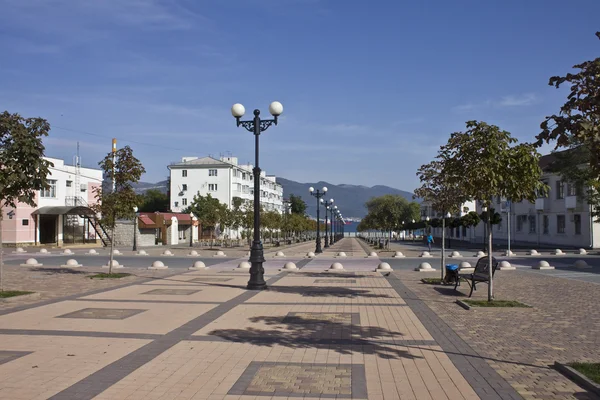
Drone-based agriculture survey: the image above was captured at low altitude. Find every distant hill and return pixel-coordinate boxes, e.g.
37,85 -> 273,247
131,180 -> 169,194
131,178 -> 416,218
277,178 -> 416,219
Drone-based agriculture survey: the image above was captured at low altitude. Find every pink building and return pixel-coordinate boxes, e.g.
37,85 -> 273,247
1,157 -> 103,246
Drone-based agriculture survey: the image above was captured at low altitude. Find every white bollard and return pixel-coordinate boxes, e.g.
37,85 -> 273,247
137,250 -> 148,256
62,249 -> 73,255
236,261 -> 251,270
162,250 -> 174,256
37,249 -> 50,254
528,250 -> 539,256
275,251 -> 286,258
393,251 -> 405,258
112,249 -> 122,255
329,262 -> 344,270
533,260 -> 554,270
148,260 -> 168,270
61,259 -> 82,268
189,261 -> 208,270
188,250 -> 199,256
498,260 -> 515,270
214,251 -> 226,257
578,248 -> 588,255
420,251 -> 432,258
367,252 -> 378,258
336,252 -> 347,258
306,252 -> 316,258
553,249 -> 564,256
475,251 -> 486,257
415,262 -> 436,271
505,250 -> 515,257
458,261 -> 473,273
281,262 -> 298,271
12,247 -> 27,254
20,258 -> 42,267
87,249 -> 99,255
376,262 -> 392,271
102,260 -> 123,269
574,260 -> 591,269
450,251 -> 461,258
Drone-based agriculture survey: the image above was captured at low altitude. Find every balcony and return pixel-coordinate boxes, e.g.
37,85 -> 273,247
565,195 -> 577,210
534,198 -> 546,211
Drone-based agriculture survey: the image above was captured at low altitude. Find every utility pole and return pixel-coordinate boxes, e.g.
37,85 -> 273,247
108,139 -> 117,273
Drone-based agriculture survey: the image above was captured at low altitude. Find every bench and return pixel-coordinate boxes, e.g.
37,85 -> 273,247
454,256 -> 499,297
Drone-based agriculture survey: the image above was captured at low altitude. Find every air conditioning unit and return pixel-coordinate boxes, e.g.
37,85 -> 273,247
80,184 -> 87,191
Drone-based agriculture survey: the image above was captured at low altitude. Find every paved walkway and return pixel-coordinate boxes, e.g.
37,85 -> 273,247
0,238 -> 597,399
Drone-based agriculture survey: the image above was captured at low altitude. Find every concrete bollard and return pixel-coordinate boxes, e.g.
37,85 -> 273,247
20,258 -> 42,267
236,261 -> 251,270
87,249 -> 99,255
376,262 -> 392,271
474,251 -> 486,257
505,250 -> 515,257
37,249 -> 50,254
528,250 -> 539,256
214,251 -> 226,257
574,260 -> 591,269
306,252 -> 316,258
578,248 -> 588,255
420,251 -> 432,258
281,262 -> 298,271
449,251 -> 461,258
137,250 -> 149,256
189,261 -> 208,270
336,252 -> 347,258
62,249 -> 73,255
459,261 -> 473,273
275,251 -> 286,258
533,260 -> 554,270
188,250 -> 199,256
61,259 -> 82,268
498,260 -> 516,270
329,262 -> 344,270
148,260 -> 168,270
162,250 -> 174,256
112,249 -> 122,255
12,247 -> 27,254
102,260 -> 123,269
553,249 -> 564,256
367,252 -> 378,258
415,262 -> 436,271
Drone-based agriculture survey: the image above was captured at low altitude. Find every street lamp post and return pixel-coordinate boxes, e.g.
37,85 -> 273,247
411,219 -> 416,241
309,186 -> 327,253
323,199 -> 334,248
189,212 -> 195,247
232,101 -> 283,291
132,206 -> 138,251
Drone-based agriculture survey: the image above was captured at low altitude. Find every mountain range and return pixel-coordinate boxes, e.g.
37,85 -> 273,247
131,178 -> 415,218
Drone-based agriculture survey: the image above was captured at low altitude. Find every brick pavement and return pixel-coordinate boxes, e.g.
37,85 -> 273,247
0,238 -> 596,399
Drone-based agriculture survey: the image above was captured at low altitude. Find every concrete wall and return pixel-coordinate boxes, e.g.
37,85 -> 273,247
113,221 -> 156,247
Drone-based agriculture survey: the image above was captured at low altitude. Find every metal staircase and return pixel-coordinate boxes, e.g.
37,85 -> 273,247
64,196 -> 112,247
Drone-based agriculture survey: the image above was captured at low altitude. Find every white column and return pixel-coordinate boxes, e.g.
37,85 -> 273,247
169,216 -> 178,245
192,217 -> 198,242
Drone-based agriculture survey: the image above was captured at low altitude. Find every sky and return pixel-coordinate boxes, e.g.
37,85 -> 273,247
1,0 -> 599,192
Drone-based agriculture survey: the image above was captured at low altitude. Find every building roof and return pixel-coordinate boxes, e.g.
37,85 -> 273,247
139,212 -> 192,223
138,215 -> 155,225
32,206 -> 96,216
168,156 -> 231,169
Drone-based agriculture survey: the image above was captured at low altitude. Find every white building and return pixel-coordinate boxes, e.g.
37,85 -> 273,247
167,156 -> 284,214
420,152 -> 600,249
1,157 -> 104,245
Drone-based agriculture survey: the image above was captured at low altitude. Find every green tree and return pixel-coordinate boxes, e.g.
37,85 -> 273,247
93,145 -> 146,273
185,193 -> 226,248
137,189 -> 168,212
361,195 -> 416,248
440,121 -> 548,300
289,194 -> 307,215
535,32 -> 600,221
261,210 -> 282,243
415,159 -> 464,279
229,197 -> 245,240
0,112 -> 53,291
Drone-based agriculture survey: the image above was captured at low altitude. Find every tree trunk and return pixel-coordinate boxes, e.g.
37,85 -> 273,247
109,222 -> 115,275
441,217 -> 446,281
0,208 -> 4,292
487,209 -> 494,301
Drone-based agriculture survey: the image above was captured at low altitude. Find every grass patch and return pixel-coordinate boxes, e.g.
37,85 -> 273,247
89,273 -> 132,279
568,363 -> 600,384
0,290 -> 34,298
463,299 -> 531,308
421,278 -> 443,285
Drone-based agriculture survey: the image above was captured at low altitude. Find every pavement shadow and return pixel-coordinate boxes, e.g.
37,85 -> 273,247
293,272 -> 371,278
433,286 -> 468,297
27,267 -> 90,275
208,314 -> 420,360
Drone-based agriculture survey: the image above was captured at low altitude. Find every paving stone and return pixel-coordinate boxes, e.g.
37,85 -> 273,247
56,307 -> 147,320
141,289 -> 201,296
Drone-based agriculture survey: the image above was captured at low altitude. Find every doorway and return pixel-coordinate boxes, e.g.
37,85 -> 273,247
39,215 -> 57,244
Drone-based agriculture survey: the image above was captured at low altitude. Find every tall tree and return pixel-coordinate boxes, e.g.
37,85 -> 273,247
440,121 -> 548,300
185,193 -> 226,248
415,159 -> 464,279
137,189 -> 168,213
289,194 -> 307,215
93,145 -> 146,273
0,112 -> 53,291
535,32 -> 600,221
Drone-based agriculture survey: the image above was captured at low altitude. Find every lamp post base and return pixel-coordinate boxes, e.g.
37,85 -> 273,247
247,241 -> 267,290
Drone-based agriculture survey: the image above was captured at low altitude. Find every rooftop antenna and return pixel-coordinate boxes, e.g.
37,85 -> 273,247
74,142 -> 81,204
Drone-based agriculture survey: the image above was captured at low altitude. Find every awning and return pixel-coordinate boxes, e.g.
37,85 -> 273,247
32,206 -> 96,216
139,215 -> 155,226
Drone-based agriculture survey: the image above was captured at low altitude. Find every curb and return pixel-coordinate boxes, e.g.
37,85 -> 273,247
554,362 -> 600,396
456,300 -> 471,310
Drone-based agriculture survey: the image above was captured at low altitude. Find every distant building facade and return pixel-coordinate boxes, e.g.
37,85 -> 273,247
420,152 -> 600,249
167,155 -> 284,214
1,157 -> 103,245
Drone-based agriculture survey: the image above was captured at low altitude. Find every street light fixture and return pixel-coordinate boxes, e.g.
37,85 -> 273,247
189,212 -> 195,247
309,187 -> 327,253
232,101 -> 283,291
332,205 -> 338,243
132,206 -> 138,251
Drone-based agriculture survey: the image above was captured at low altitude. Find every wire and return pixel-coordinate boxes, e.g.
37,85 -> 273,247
52,125 -> 193,152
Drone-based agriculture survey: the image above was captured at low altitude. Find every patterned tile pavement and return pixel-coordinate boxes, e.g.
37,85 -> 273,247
0,238 -> 597,399
56,307 -> 147,320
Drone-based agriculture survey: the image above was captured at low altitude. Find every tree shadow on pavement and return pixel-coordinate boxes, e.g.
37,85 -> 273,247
433,286 -> 468,297
208,314 -> 420,360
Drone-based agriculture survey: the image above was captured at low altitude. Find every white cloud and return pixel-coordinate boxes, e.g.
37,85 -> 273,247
454,94 -> 538,112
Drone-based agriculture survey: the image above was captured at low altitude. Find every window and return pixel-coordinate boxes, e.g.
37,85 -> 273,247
209,169 -> 218,176
556,181 -> 564,199
528,215 -> 536,234
543,215 -> 549,234
66,180 -> 72,187
40,180 -> 57,198
208,184 -> 217,191
174,201 -> 179,207
567,183 -> 577,197
182,184 -> 187,191
574,214 -> 582,235
22,219 -> 29,226
182,198 -> 187,206
516,215 -> 527,232
557,215 -> 566,234
537,181 -> 548,198
182,170 -> 187,177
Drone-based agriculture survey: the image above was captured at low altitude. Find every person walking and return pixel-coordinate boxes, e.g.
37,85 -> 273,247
426,233 -> 434,252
